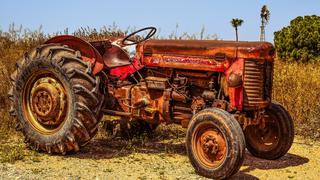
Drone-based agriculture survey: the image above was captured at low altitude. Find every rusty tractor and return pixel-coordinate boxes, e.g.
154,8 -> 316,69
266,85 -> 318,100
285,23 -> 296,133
8,27 -> 294,179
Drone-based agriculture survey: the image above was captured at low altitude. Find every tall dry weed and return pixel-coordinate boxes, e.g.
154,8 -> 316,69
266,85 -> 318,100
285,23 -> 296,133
273,60 -> 320,138
0,61 -> 12,130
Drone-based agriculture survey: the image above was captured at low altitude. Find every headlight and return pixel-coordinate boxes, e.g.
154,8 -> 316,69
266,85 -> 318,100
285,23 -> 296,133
227,73 -> 243,88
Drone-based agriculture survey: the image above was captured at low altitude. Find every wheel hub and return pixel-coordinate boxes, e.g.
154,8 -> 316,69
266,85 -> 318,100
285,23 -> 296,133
30,77 -> 67,126
194,128 -> 227,168
202,135 -> 219,155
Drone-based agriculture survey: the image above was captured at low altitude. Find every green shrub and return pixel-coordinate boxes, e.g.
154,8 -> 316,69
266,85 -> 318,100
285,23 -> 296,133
274,15 -> 320,63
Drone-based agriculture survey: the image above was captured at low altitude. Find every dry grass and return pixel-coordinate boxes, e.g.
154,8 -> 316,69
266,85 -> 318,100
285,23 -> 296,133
0,137 -> 25,163
273,60 -> 320,138
0,61 -> 13,130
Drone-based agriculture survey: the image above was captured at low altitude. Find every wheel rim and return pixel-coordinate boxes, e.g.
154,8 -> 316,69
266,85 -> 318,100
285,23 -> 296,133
192,123 -> 227,169
245,112 -> 280,151
22,70 -> 68,134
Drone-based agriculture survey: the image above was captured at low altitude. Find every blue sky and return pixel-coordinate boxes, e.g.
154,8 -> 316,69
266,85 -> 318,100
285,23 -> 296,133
1,0 -> 319,42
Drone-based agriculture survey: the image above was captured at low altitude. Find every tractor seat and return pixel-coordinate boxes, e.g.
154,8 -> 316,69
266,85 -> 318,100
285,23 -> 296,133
103,45 -> 131,68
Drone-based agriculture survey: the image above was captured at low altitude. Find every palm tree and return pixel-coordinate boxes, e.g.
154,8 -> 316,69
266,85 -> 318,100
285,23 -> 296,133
260,5 -> 270,41
231,18 -> 244,41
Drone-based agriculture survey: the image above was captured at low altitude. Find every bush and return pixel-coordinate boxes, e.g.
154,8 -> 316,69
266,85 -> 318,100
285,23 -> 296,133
274,15 -> 320,63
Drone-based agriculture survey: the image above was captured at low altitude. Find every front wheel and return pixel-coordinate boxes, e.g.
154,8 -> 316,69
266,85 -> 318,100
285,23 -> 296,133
186,108 -> 245,179
244,102 -> 294,159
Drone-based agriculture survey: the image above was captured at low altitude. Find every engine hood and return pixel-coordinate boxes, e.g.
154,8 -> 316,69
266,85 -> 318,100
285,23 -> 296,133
139,39 -> 274,61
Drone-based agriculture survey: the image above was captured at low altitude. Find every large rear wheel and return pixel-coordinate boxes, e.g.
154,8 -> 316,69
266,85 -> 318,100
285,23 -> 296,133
8,44 -> 104,154
186,108 -> 245,179
244,102 -> 294,159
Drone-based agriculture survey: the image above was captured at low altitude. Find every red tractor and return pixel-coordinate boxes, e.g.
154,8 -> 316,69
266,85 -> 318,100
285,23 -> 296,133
8,27 -> 294,179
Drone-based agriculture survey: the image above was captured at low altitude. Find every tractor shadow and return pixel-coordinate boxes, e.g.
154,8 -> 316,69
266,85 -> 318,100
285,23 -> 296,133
74,137 -> 187,159
241,151 -> 309,172
70,135 -> 309,179
71,124 -> 189,159
230,152 -> 309,179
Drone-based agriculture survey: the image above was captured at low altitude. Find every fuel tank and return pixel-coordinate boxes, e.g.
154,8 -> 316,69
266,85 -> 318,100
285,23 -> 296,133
138,39 -> 274,72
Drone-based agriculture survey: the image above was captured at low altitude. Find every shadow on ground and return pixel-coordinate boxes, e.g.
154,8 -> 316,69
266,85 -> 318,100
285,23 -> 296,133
233,152 -> 309,179
69,137 -> 309,179
242,152 -> 309,172
73,137 -> 186,159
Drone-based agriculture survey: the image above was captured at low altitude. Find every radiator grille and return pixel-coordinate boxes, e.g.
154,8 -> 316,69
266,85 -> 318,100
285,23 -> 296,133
243,59 -> 273,110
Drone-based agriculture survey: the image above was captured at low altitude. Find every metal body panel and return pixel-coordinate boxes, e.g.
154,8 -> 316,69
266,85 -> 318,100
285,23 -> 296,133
139,39 -> 274,65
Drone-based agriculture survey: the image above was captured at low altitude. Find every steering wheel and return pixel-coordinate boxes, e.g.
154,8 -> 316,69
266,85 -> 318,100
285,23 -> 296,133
121,27 -> 157,46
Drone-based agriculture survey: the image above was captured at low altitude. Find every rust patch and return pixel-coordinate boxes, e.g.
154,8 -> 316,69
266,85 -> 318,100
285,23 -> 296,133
0,96 -> 5,108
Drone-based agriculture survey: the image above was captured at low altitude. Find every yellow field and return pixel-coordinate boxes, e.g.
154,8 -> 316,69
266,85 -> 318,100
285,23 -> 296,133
273,60 -> 320,138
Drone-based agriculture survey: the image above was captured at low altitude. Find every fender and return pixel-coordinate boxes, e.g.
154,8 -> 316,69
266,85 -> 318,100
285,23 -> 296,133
45,35 -> 104,75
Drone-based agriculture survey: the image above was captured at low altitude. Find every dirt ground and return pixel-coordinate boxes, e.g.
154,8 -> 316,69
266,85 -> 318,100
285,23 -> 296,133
0,125 -> 319,180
